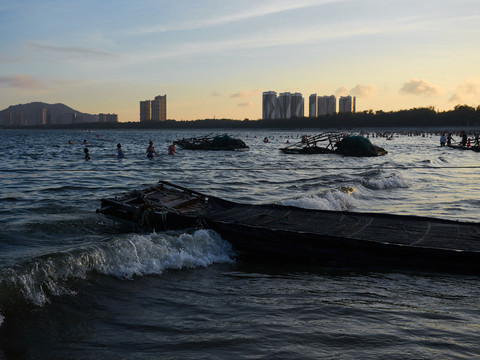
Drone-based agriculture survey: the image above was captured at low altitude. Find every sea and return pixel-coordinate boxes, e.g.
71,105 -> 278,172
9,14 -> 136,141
1,128 -> 480,359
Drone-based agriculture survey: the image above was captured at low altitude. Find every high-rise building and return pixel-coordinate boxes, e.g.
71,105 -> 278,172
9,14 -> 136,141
262,91 -> 304,120
140,100 -> 151,122
277,92 -> 292,119
140,95 -> 167,122
151,95 -> 167,121
262,91 -> 277,120
309,94 -> 317,117
318,95 -> 336,115
339,95 -> 356,113
291,93 -> 304,118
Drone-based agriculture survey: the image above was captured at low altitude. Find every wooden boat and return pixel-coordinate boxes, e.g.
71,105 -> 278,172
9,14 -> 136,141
173,133 -> 249,151
280,133 -> 387,157
447,144 -> 480,152
97,181 -> 480,272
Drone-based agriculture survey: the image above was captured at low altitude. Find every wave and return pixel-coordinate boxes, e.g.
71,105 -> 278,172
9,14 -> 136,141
281,186 -> 356,211
0,229 -> 235,324
361,173 -> 410,190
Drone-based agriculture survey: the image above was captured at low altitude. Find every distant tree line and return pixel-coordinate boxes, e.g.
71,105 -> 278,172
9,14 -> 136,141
3,105 -> 480,130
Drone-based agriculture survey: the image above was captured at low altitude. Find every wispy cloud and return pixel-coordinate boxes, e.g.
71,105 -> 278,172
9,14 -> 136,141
133,0 -> 341,34
400,79 -> 442,96
26,42 -> 118,59
230,89 -> 260,98
138,14 -> 455,62
0,74 -> 46,89
237,101 -> 253,107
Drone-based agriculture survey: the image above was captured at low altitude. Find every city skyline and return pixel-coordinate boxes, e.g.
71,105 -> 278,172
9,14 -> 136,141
1,1 -> 479,122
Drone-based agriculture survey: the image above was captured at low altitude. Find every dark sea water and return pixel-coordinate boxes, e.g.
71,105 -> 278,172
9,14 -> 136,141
1,128 -> 480,359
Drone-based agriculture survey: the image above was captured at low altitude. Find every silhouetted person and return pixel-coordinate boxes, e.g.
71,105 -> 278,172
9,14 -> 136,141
117,143 -> 125,159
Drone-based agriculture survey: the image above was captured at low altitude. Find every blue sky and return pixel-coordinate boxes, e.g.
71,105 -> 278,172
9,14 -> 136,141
1,0 -> 479,121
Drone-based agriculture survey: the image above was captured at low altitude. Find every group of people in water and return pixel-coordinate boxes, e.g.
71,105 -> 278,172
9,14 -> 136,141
440,131 -> 480,147
82,140 -> 176,161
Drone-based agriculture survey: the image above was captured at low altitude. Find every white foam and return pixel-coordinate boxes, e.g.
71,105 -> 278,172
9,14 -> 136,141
282,189 -> 356,211
3,229 -> 235,307
95,229 -> 235,279
361,173 -> 410,190
0,313 -> 3,326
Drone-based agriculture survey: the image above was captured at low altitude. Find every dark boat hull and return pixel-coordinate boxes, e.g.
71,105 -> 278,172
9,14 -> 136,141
447,144 -> 480,152
98,181 -> 480,272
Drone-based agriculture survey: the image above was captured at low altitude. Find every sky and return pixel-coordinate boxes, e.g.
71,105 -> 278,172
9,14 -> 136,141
1,0 -> 479,122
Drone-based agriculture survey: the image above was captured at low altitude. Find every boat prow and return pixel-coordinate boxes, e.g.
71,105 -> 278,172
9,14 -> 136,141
98,181 -> 480,273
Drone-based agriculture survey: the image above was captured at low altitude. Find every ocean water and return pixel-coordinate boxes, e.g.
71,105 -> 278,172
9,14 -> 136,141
1,128 -> 480,359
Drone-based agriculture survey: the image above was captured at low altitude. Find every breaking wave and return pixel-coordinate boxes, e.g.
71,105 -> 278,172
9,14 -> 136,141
0,229 -> 235,320
361,173 -> 410,190
282,186 -> 356,211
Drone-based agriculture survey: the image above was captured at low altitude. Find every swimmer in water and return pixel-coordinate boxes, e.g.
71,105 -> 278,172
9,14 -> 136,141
84,148 -> 91,160
146,140 -> 156,158
117,143 -> 125,159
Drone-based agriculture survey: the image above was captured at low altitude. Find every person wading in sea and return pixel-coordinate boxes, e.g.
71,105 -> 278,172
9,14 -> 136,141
117,143 -> 126,159
146,140 -> 156,158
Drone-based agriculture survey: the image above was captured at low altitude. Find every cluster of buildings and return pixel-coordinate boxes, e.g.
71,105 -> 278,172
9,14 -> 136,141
262,91 -> 305,120
262,91 -> 356,120
139,95 -> 167,122
1,108 -> 117,126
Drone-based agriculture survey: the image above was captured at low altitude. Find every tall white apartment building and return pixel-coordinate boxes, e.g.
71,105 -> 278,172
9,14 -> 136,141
277,92 -> 292,119
291,93 -> 304,118
318,95 -> 336,115
262,91 -> 277,120
262,91 -> 304,119
309,94 -> 317,117
339,95 -> 356,113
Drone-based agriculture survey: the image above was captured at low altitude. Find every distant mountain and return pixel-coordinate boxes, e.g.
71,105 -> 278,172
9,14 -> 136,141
0,102 -> 98,126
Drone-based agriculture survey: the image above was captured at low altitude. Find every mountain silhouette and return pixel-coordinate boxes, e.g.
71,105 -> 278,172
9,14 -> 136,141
0,102 -> 98,126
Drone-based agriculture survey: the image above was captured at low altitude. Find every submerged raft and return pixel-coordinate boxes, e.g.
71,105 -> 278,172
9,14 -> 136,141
97,181 -> 480,272
280,133 -> 387,157
173,133 -> 249,151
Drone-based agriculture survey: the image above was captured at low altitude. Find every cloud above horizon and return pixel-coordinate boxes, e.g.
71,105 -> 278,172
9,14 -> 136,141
230,89 -> 261,98
400,79 -> 442,96
449,78 -> 480,103
237,101 -> 253,107
26,42 -> 117,59
335,86 -> 349,97
350,84 -> 377,98
0,74 -> 45,89
133,0 -> 341,34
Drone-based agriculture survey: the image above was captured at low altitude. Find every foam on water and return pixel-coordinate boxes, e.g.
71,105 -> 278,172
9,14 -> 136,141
95,229 -> 235,279
0,229 -> 235,315
361,172 -> 410,190
282,187 -> 356,211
